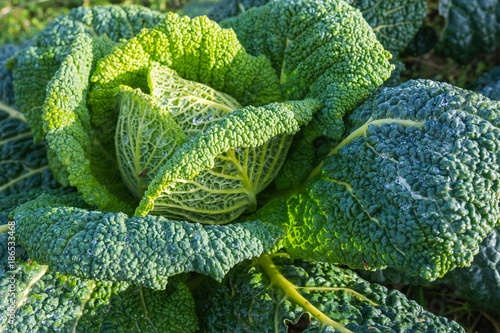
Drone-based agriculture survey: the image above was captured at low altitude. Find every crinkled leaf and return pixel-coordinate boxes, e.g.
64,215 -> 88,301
220,0 -> 393,139
199,256 -> 465,332
469,66 -> 500,101
42,34 -> 136,214
116,85 -> 188,199
0,44 -> 21,106
210,0 -> 427,56
149,64 -> 243,136
283,80 -> 500,280
360,226 -> 500,313
0,235 -> 198,332
135,98 -> 322,221
436,0 -> 500,64
13,193 -> 286,290
12,5 -> 167,142
89,12 -> 282,142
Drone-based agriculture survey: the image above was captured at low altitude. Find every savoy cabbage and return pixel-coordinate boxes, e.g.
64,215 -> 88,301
1,0 -> 500,332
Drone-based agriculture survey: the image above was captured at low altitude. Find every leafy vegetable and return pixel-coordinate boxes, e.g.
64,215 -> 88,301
219,0 -> 393,139
0,44 -> 60,197
13,192 -> 286,289
280,79 -> 500,280
4,1 -> 500,331
209,0 -> 427,56
436,0 -> 500,64
200,255 -> 465,332
11,5 -> 167,142
33,0 -> 392,223
0,233 -> 199,332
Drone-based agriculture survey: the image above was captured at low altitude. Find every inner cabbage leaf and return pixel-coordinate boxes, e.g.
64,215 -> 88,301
117,65 -> 294,224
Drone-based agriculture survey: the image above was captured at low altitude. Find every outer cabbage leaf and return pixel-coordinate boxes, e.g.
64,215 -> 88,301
0,234 -> 198,332
216,0 -> 396,191
438,227 -> 500,312
436,0 -> 500,64
42,33 -> 136,214
0,109 -> 59,196
0,189 -> 85,225
11,5 -> 167,142
199,255 -> 465,332
359,226 -> 500,313
282,80 -> 500,281
0,48 -> 60,196
469,66 -> 500,101
13,193 -> 286,290
210,0 -> 427,56
0,44 -> 21,107
219,0 -> 393,139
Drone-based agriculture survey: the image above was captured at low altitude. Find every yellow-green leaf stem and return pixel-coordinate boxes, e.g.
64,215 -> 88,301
307,118 -> 425,181
258,254 -> 354,333
0,101 -> 27,123
295,287 -> 379,307
0,224 -> 9,233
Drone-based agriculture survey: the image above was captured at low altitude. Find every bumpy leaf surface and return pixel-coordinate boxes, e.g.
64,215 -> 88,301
439,227 -> 500,312
0,234 -> 198,332
283,80 -> 500,280
0,44 -> 20,106
116,85 -> 188,199
436,0 -> 500,64
470,66 -> 500,101
210,0 -> 427,56
129,64 -> 303,224
13,193 -> 286,290
200,256 -> 465,332
42,34 -> 136,214
135,98 -> 321,221
360,226 -> 500,313
12,5 -> 166,142
89,12 -> 282,140
220,0 -> 393,139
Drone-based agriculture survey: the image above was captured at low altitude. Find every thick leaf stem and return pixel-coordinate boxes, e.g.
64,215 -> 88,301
0,224 -> 9,233
0,101 -> 27,123
306,117 -> 425,182
257,254 -> 354,333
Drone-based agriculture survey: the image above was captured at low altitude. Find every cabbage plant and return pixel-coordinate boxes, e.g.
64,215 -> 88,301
2,0 -> 499,332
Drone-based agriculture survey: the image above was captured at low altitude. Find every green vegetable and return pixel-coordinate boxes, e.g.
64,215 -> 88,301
114,63 -> 319,223
220,0 -> 393,139
5,1 -> 499,331
0,233 -> 198,332
280,79 -> 500,280
210,0 -> 427,56
200,255 -> 465,332
0,46 -> 60,196
11,5 -> 167,142
359,224 -> 500,314
469,66 -> 500,101
436,0 -> 500,64
34,0 -> 392,223
217,0 -> 422,190
0,44 -> 20,107
13,192 -> 286,289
